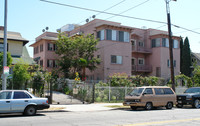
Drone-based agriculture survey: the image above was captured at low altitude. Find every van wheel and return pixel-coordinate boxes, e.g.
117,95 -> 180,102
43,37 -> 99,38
130,106 -> 137,110
176,104 -> 183,108
166,102 -> 173,109
145,102 -> 153,110
24,106 -> 37,116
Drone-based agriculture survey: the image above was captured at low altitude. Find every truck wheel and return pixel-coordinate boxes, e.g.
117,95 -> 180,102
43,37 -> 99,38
176,104 -> 183,108
145,102 -> 153,110
24,106 -> 37,116
194,99 -> 200,108
166,102 -> 173,109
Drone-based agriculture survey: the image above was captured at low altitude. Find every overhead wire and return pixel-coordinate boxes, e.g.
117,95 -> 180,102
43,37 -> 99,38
40,0 -> 200,35
105,0 -> 151,20
77,0 -> 126,25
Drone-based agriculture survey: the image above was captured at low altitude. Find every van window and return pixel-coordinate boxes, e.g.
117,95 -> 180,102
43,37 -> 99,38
163,88 -> 174,94
155,88 -> 165,95
144,88 -> 153,94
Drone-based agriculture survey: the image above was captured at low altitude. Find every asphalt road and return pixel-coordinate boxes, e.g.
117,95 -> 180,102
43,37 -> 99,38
1,107 -> 200,126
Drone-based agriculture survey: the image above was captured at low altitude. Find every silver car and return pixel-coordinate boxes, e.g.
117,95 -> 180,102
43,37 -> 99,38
0,90 -> 49,116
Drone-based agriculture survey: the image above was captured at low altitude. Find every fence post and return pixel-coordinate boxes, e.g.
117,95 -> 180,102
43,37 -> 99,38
109,80 -> 111,102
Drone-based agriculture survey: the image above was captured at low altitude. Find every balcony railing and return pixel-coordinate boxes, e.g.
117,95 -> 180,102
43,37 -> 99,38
132,65 -> 152,72
132,46 -> 152,54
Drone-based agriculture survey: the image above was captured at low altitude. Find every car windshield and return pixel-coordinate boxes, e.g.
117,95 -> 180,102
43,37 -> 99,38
184,88 -> 200,93
129,88 -> 144,96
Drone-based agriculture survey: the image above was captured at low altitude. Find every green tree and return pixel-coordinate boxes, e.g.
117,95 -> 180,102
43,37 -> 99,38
182,37 -> 192,77
13,59 -> 30,89
192,65 -> 200,87
180,37 -> 184,74
56,33 -> 100,79
0,52 -> 13,74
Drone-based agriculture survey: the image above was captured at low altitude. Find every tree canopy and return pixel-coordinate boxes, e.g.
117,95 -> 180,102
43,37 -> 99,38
55,33 -> 100,79
181,37 -> 192,77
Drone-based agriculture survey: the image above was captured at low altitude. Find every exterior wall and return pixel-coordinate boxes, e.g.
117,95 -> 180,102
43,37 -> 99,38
0,39 -> 23,57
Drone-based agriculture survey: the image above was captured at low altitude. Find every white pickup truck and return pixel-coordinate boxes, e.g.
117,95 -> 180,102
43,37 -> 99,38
0,90 -> 49,116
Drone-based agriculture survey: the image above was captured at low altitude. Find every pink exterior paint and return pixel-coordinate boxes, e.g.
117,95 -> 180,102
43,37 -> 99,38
31,19 -> 180,82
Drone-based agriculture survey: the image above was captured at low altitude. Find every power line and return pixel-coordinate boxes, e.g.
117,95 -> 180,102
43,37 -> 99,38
77,0 -> 126,24
40,0 -> 167,25
106,0 -> 151,20
40,0 -> 200,35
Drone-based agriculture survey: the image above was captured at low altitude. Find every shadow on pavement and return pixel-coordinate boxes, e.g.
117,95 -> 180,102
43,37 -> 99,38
0,113 -> 45,118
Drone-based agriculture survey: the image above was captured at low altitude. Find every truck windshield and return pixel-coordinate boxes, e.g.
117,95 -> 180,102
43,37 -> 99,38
129,88 -> 144,96
184,88 -> 200,93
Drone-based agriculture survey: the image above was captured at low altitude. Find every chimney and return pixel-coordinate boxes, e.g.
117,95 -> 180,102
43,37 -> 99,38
0,26 -> 4,31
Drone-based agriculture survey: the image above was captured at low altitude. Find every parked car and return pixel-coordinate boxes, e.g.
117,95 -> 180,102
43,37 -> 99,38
176,87 -> 200,108
0,90 -> 49,115
123,86 -> 176,110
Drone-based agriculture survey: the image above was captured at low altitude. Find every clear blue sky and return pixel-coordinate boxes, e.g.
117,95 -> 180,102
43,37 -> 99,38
0,0 -> 200,57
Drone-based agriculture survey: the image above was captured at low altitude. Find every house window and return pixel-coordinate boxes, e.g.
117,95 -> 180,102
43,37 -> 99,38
152,38 -> 161,48
119,31 -> 124,42
106,29 -> 112,40
40,44 -> 43,52
0,43 -> 4,52
97,30 -> 104,40
34,46 -> 39,54
138,42 -> 144,47
162,38 -> 169,47
112,30 -> 117,41
47,59 -> 53,68
124,32 -> 129,42
40,60 -> 43,67
156,67 -> 161,77
132,58 -> 135,65
173,39 -> 179,48
48,43 -> 54,51
167,59 -> 176,67
138,58 -> 144,65
131,40 -> 135,46
111,55 -> 122,64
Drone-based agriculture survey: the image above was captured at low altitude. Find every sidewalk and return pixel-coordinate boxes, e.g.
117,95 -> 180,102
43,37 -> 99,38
48,103 -> 123,112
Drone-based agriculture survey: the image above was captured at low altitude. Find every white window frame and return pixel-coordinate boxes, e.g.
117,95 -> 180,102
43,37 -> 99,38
138,58 -> 145,65
124,32 -> 130,42
111,55 -> 122,64
100,30 -> 104,40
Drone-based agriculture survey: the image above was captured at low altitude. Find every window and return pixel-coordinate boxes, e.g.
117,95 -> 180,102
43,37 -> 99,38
138,58 -> 144,65
48,43 -> 54,51
97,30 -> 104,40
40,44 -> 43,52
119,31 -> 124,42
163,88 -> 174,94
34,46 -> 39,54
167,59 -> 176,67
40,60 -> 43,66
156,67 -> 161,77
0,91 -> 12,99
173,39 -> 179,48
132,58 -> 135,65
124,32 -> 129,42
47,59 -> 53,67
151,38 -> 161,48
0,43 -> 3,52
13,91 -> 31,99
139,42 -> 144,47
131,40 -> 135,46
144,88 -> 153,94
162,38 -> 169,47
112,30 -> 117,41
111,55 -> 122,64
155,88 -> 165,95
106,29 -> 112,40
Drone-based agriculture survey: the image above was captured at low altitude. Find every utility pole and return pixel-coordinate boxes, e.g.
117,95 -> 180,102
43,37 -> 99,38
2,0 -> 8,90
165,0 -> 176,92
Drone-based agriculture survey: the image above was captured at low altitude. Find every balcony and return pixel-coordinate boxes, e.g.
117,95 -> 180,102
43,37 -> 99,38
132,65 -> 152,72
132,46 -> 152,54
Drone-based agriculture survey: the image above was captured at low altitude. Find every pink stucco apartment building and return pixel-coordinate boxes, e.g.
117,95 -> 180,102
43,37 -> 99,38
30,19 -> 180,82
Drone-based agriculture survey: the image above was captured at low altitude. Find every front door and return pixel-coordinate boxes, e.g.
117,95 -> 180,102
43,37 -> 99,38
0,91 -> 12,113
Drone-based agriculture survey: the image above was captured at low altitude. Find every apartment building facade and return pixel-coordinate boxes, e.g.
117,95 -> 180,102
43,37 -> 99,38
31,19 -> 180,82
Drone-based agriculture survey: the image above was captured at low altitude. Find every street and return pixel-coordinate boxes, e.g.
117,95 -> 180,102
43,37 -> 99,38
1,107 -> 200,126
